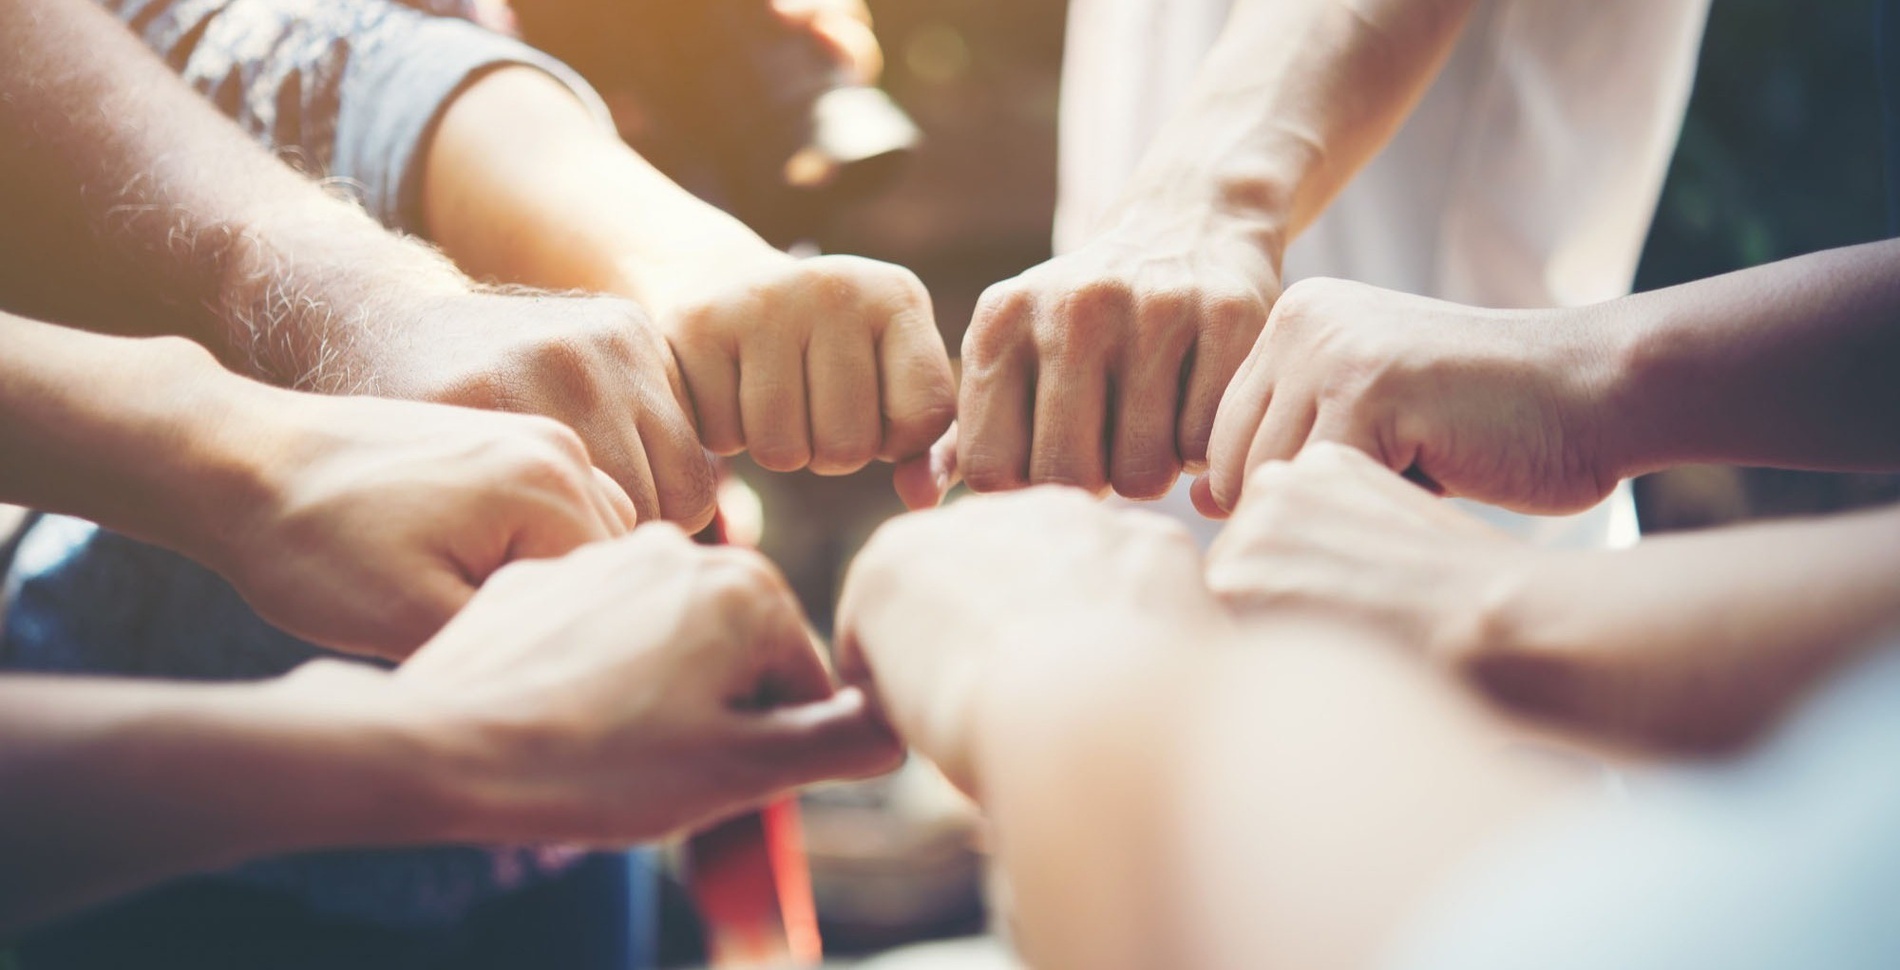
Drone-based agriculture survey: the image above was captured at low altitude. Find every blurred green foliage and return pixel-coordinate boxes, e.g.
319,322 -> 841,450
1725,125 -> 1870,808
1637,0 -> 1886,288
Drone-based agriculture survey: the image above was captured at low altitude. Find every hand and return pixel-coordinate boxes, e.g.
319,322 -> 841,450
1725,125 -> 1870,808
948,218 -> 1279,502
331,290 -> 719,531
835,488 -> 1228,793
298,525 -> 903,845
1198,279 -> 1623,518
1206,443 -> 1533,660
772,0 -> 882,84
203,387 -> 636,661
645,251 -> 955,496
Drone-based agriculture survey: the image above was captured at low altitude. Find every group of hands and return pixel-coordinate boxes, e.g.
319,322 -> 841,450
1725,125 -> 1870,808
189,227 -> 1633,845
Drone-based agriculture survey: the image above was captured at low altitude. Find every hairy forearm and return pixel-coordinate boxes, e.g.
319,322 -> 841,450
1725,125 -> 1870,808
0,668 -> 451,934
1103,0 -> 1478,254
0,0 -> 463,383
1602,239 -> 1900,475
422,66 -> 776,309
970,617 -> 1563,970
1471,504 -> 1900,753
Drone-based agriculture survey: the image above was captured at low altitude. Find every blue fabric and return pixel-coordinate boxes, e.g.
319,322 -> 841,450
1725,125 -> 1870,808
1388,643 -> 1900,970
2,517 -> 656,966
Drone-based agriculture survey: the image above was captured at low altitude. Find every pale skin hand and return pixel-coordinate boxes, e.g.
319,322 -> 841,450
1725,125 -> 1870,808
1209,443 -> 1900,755
0,0 -> 712,530
1199,240 -> 1900,517
422,66 -> 955,502
0,528 -> 901,935
835,487 -> 1232,796
833,489 -> 1567,969
0,312 -> 634,661
1197,279 -> 1623,517
938,0 -> 1480,504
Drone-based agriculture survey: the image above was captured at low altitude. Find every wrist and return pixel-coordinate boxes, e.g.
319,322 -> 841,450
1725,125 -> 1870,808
1585,294 -> 1684,480
248,661 -> 486,847
1094,195 -> 1287,293
214,203 -> 468,388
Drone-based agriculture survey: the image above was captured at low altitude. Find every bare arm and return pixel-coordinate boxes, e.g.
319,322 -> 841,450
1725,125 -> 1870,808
948,0 -> 1479,503
420,65 -> 955,497
1201,240 -> 1900,517
836,489 -> 1564,969
0,309 -> 638,658
1208,444 -> 1900,755
0,0 -> 716,525
0,0 -> 461,379
1,528 -> 899,935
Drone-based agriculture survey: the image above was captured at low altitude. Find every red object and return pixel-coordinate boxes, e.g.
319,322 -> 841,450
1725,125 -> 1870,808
688,511 -> 823,967
686,799 -> 823,966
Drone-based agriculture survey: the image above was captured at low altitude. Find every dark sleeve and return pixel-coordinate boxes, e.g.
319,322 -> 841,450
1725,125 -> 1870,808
100,0 -> 611,235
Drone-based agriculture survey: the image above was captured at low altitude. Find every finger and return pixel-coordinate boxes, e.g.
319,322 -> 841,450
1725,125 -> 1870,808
508,494 -> 613,562
1308,404 -> 1403,471
735,687 -> 906,789
739,332 -> 814,473
1189,475 -> 1229,519
721,555 -> 837,708
891,424 -> 958,510
603,425 -> 664,525
1109,328 -> 1194,500
638,389 -> 720,532
1203,341 -> 1277,515
875,302 -> 957,464
807,322 -> 882,476
672,335 -> 745,457
1178,314 -> 1264,474
1030,354 -> 1110,493
956,346 -> 1033,492
1240,392 -> 1318,477
590,466 -> 638,534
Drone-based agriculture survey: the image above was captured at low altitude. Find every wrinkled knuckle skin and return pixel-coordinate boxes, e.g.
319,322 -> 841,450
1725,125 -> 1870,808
1041,281 -> 1134,357
965,287 -> 1034,365
1133,288 -> 1198,330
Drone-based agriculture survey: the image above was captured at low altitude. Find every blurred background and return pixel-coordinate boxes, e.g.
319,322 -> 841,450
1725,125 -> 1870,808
594,0 -> 1900,961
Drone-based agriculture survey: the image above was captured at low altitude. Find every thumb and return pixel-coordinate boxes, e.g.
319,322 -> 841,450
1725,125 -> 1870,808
891,422 -> 960,510
736,687 -> 905,789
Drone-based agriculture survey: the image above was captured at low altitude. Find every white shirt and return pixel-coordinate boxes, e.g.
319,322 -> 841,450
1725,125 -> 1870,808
1059,0 -> 1712,547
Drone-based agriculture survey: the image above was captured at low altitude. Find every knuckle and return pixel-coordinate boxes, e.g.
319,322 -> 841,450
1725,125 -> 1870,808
964,289 -> 1033,363
1112,456 -> 1183,501
1040,281 -> 1135,356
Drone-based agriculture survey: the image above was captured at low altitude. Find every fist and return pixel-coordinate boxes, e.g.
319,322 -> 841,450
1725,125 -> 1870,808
386,525 -> 904,844
372,291 -> 719,531
657,253 -> 956,490
218,391 -> 636,660
1200,278 -> 1621,518
836,488 -> 1224,791
952,231 -> 1278,501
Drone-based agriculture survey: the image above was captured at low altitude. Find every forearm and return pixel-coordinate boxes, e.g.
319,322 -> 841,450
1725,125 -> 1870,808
1471,504 -> 1900,753
1100,0 -> 1478,255
0,313 -> 276,562
0,0 -> 463,381
970,617 -> 1564,970
0,667 -> 452,934
422,66 -> 780,310
1603,239 -> 1900,475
